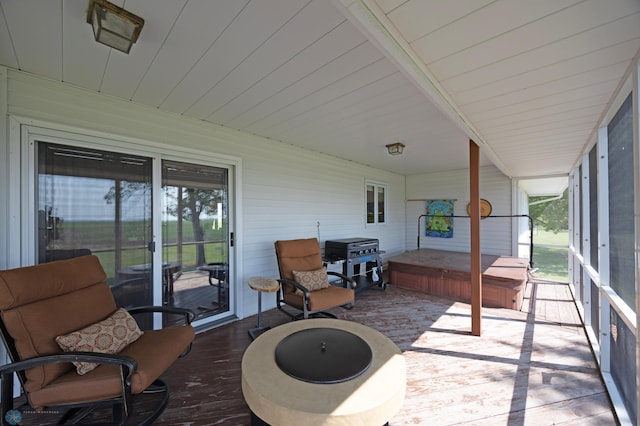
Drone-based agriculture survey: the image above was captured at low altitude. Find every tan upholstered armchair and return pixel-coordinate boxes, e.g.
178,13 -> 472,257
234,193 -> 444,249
274,238 -> 355,319
0,255 -> 195,425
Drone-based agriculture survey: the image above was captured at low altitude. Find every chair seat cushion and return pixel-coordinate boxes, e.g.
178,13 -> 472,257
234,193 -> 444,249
121,325 -> 195,392
283,285 -> 354,312
27,324 -> 195,409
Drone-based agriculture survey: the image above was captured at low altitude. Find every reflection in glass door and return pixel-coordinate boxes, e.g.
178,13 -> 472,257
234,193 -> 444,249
36,142 -> 154,318
162,160 -> 229,322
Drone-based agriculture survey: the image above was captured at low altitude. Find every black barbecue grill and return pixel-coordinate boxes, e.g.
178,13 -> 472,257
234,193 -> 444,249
324,238 -> 385,292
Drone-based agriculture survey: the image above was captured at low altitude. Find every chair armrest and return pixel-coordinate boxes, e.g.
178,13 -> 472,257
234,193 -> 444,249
0,352 -> 137,423
0,351 -> 137,382
127,306 -> 195,325
327,271 -> 357,289
277,278 -> 310,297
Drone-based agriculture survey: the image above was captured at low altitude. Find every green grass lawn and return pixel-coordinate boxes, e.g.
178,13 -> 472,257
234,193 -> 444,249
532,228 -> 569,282
52,219 -> 228,282
534,228 -> 569,245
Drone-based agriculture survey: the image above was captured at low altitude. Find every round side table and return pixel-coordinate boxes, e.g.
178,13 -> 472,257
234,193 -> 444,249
248,277 -> 280,340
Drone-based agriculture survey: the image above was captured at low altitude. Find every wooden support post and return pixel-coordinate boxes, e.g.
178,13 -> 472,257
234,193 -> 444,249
469,140 -> 482,336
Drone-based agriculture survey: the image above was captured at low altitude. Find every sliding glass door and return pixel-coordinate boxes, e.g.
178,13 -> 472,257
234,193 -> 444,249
162,160 -> 230,322
33,136 -> 234,328
37,142 -> 154,311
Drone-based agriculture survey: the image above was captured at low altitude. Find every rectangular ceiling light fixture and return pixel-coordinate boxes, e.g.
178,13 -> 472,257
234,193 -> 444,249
87,0 -> 144,54
385,142 -> 405,155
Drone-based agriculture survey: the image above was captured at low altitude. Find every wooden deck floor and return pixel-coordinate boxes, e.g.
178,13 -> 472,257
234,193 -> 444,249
12,278 -> 616,425
151,278 -> 616,425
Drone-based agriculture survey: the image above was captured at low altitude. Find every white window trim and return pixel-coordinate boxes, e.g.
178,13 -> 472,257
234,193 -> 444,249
9,117 -> 244,328
365,179 -> 387,226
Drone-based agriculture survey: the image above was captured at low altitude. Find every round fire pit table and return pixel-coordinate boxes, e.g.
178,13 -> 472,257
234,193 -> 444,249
241,318 -> 406,425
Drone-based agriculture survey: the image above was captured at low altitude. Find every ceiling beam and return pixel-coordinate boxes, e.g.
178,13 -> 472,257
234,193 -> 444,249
332,0 -> 513,177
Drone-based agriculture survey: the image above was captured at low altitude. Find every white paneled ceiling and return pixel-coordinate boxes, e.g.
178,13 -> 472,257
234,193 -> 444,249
1,0 -> 639,195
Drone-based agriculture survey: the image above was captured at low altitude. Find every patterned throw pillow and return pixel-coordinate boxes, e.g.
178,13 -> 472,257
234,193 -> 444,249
56,308 -> 143,375
292,268 -> 330,295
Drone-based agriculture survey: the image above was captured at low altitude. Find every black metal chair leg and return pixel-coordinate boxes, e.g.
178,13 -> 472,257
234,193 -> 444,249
248,292 -> 271,340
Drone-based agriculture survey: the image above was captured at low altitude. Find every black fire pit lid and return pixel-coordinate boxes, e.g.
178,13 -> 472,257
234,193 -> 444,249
275,327 -> 372,384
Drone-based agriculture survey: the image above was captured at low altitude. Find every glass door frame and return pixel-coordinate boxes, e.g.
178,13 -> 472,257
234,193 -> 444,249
18,123 -> 238,330
158,156 -> 235,325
